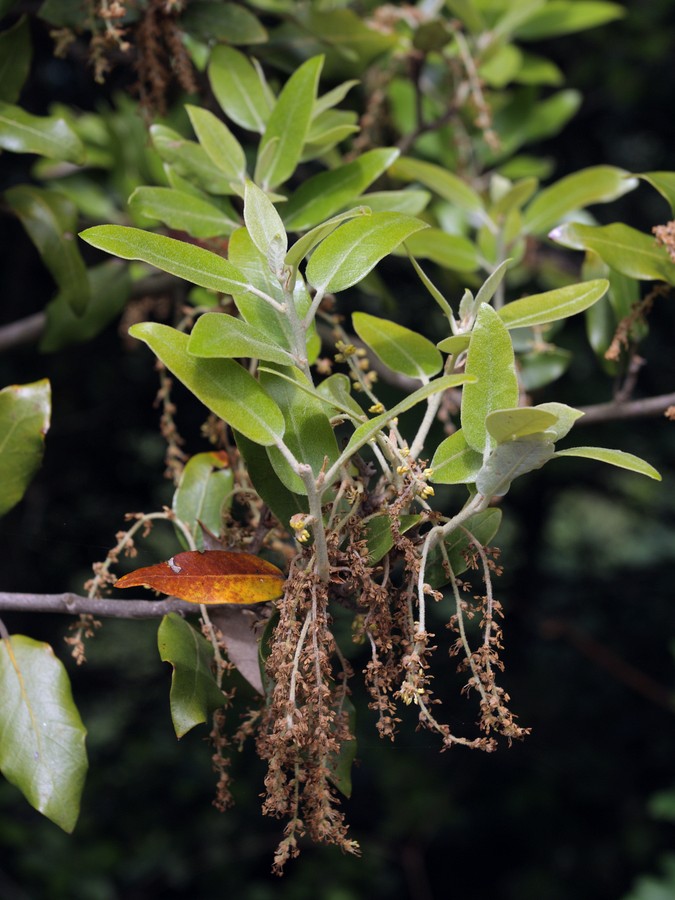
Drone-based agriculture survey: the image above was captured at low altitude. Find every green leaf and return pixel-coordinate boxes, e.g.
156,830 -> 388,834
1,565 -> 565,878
188,312 -> 295,366
356,190 -> 430,216
284,207 -> 370,270
306,212 -> 428,293
226,227 -> 311,352
514,1 -> 624,39
426,509 -> 503,587
533,401 -> 584,440
518,346 -> 571,390
255,55 -> 323,189
5,185 -> 90,315
129,323 -> 285,445
209,45 -> 273,133
327,697 -> 357,799
402,229 -> 479,272
390,157 -> 485,216
363,514 -> 422,565
128,187 -> 238,239
243,180 -> 288,267
79,225 -> 249,295
186,105 -> 247,187
429,429 -> 483,485
436,334 -> 471,356
490,177 -> 539,219
475,258 -> 513,307
485,407 -> 559,444
0,380 -> 50,518
314,80 -> 359,119
0,17 -> 32,103
150,125 -> 235,195
0,634 -> 87,832
316,373 -> 365,421
637,171 -> 675,216
283,148 -> 400,232
234,430 -> 307,526
0,101 -> 84,163
337,374 -> 475,471
40,260 -> 131,353
157,614 -> 225,739
554,446 -> 661,481
352,312 -> 442,380
303,7 -> 397,66
180,1 -> 267,44
461,303 -> 518,453
523,166 -> 637,235
260,366 -> 339,494
498,279 -> 609,329
514,52 -> 564,86
477,438 -> 555,497
550,223 -> 675,285
172,451 -> 234,550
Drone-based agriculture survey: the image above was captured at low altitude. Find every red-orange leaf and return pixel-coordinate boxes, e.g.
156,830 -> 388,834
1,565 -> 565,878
114,550 -> 285,605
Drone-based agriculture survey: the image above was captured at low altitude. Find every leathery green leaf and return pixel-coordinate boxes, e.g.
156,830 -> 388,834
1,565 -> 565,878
402,229 -> 480,272
637,171 -> 675,216
157,614 -> 225,739
180,1 -> 267,45
172,451 -> 234,550
514,1 -> 624,40
150,125 -> 235,195
255,56 -> 323,189
328,696 -> 357,799
364,514 -> 422,565
498,279 -> 609,329
282,148 -> 400,231
0,17 -> 32,103
0,379 -> 50,517
461,303 -> 518,453
336,374 -> 475,474
523,165 -> 637,235
477,438 -> 555,497
188,313 -> 295,366
0,635 -> 87,832
260,366 -> 339,495
352,312 -> 442,380
40,260 -> 131,353
485,407 -> 559,444
80,226 -> 249,295
550,222 -> 675,285
429,429 -> 483,485
0,101 -> 84,163
209,45 -> 273,133
535,402 -> 584,440
425,509 -> 502,587
244,180 -> 287,265
129,323 -> 285,445
187,105 -> 247,186
6,185 -> 90,315
389,156 -> 485,216
234,430 -> 308,528
284,207 -> 370,270
306,212 -> 428,293
554,446 -> 661,481
128,187 -> 238,239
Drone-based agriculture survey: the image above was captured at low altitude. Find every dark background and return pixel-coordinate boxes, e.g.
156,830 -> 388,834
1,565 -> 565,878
1,2 -> 674,898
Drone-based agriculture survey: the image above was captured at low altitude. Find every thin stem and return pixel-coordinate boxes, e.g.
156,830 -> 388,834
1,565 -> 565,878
0,592 -> 207,618
302,287 -> 325,333
445,550 -> 490,708
409,392 -> 444,460
288,609 -> 312,729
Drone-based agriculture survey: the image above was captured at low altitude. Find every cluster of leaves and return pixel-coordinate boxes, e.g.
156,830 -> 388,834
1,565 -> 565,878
1,0 -> 674,872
